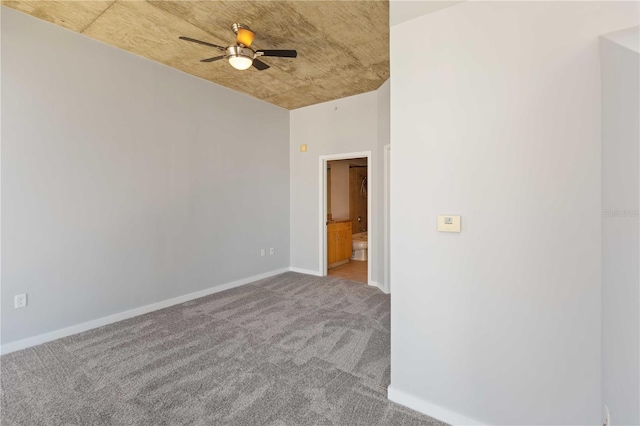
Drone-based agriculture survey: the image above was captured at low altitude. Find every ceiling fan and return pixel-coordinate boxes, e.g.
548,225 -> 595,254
179,23 -> 297,71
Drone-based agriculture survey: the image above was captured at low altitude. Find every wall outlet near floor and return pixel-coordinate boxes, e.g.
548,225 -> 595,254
260,249 -> 265,257
269,247 -> 275,255
604,405 -> 611,426
14,294 -> 27,309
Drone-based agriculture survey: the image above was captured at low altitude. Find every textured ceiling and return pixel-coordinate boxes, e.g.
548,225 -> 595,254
3,0 -> 390,109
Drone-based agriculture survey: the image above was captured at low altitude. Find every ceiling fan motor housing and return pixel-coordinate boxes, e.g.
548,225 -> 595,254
226,45 -> 254,59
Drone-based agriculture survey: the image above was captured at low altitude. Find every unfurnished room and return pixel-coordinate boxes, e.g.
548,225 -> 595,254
1,1 -> 639,425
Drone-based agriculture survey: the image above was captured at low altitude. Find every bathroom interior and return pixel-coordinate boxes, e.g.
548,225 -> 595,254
326,158 -> 368,284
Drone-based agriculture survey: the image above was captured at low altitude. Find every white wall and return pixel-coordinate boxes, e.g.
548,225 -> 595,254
1,8 -> 290,345
601,27 -> 640,426
290,80 -> 389,287
389,2 -> 639,425
328,160 -> 350,221
390,0 -> 462,27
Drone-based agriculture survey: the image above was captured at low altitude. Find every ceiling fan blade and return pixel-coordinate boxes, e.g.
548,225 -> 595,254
179,36 -> 226,51
257,49 -> 297,58
252,59 -> 270,71
200,56 -> 225,63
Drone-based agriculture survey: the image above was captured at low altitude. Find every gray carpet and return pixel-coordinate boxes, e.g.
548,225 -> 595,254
1,272 -> 445,425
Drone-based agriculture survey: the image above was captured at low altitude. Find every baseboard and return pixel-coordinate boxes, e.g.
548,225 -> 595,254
388,386 -> 485,426
0,267 -> 290,355
288,267 -> 323,276
371,281 -> 389,294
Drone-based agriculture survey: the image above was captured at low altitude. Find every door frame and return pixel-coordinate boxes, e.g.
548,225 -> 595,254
319,151 -> 373,287
384,144 -> 390,294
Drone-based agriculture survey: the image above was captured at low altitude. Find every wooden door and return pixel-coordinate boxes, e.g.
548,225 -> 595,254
343,225 -> 353,261
328,223 -> 353,266
340,227 -> 348,261
327,228 -> 337,265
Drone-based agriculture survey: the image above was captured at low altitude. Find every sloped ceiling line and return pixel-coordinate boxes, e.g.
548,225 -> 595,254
79,0 -> 116,33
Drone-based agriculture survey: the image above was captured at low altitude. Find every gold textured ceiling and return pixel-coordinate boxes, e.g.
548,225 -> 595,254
3,0 -> 390,109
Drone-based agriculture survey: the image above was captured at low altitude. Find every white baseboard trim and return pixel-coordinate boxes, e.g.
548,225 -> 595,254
288,267 -> 323,276
388,386 -> 485,426
370,281 -> 389,294
0,267 -> 290,355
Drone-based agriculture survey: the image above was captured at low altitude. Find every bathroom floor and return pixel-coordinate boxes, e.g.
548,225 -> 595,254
328,260 -> 368,284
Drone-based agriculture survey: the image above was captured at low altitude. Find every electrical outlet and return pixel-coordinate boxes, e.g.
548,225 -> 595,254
604,405 -> 611,426
260,249 -> 265,257
14,294 -> 27,309
269,247 -> 275,255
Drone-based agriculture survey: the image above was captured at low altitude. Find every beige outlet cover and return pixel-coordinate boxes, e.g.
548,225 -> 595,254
437,215 -> 461,233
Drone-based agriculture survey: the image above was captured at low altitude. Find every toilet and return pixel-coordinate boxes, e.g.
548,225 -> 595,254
351,232 -> 368,261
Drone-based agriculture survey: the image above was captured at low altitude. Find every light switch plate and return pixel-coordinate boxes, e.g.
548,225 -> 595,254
437,215 -> 461,233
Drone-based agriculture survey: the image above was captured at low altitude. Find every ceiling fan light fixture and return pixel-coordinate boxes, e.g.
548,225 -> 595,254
228,55 -> 253,70
236,28 -> 255,47
226,46 -> 254,70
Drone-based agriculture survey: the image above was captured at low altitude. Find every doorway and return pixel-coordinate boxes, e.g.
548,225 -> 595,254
319,151 -> 372,286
